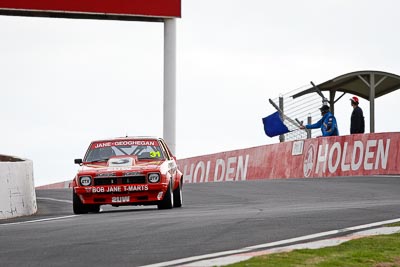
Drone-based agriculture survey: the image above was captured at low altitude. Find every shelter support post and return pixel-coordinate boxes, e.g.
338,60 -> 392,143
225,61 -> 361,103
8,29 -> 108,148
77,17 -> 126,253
369,74 -> 375,133
163,18 -> 176,154
359,74 -> 379,133
329,91 -> 336,115
368,75 -> 386,133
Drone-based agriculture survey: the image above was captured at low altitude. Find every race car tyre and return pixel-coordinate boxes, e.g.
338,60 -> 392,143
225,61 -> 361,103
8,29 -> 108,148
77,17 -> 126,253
73,191 -> 89,214
173,180 -> 183,208
157,181 -> 174,209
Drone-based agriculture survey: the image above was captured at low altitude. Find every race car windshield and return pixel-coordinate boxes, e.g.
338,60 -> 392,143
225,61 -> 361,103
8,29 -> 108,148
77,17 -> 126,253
84,140 -> 165,163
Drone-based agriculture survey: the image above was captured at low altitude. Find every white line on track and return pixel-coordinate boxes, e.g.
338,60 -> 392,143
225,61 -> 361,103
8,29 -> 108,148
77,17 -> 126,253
0,215 -> 79,226
36,197 -> 72,204
139,217 -> 400,267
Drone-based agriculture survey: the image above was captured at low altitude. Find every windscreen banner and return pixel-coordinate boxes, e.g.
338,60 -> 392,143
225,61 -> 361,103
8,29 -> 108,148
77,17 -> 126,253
177,132 -> 400,183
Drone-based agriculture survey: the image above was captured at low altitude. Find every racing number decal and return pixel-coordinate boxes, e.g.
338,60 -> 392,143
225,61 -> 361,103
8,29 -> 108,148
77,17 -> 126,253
150,151 -> 161,158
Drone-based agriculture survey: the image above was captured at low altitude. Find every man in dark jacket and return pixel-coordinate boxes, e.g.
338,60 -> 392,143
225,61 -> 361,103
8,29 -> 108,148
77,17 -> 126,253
350,96 -> 365,134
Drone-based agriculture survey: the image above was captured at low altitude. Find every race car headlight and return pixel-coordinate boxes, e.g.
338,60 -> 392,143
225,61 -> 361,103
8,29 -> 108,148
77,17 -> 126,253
79,176 -> 92,186
148,173 -> 160,183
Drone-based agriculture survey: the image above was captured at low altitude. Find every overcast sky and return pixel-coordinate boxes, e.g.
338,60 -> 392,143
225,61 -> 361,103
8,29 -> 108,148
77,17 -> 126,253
1,0 -> 400,186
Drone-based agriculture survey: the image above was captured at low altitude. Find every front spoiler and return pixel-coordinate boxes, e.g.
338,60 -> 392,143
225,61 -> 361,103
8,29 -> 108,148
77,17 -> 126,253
74,183 -> 168,205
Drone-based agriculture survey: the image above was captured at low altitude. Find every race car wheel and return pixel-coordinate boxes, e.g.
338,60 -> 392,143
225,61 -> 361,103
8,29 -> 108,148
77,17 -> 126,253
73,191 -> 88,214
157,181 -> 174,210
173,180 -> 183,208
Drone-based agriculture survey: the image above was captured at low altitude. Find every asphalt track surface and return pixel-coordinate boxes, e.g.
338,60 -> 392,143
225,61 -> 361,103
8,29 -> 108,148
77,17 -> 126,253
1,176 -> 400,267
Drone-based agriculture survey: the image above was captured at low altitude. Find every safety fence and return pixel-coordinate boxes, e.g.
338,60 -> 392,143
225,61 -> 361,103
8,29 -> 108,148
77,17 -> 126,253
270,84 -> 324,142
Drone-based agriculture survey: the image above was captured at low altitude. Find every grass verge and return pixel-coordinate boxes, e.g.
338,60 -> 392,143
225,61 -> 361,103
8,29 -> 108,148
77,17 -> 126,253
225,232 -> 400,267
385,222 -> 400,227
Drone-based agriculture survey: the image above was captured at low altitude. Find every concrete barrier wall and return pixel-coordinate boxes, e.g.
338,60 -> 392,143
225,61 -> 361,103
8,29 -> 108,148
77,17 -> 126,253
177,132 -> 400,183
32,132 -> 400,189
36,180 -> 72,190
0,155 -> 37,220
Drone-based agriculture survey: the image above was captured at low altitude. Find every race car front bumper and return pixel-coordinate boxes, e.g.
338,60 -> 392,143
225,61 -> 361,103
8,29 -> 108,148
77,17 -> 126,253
74,183 -> 169,205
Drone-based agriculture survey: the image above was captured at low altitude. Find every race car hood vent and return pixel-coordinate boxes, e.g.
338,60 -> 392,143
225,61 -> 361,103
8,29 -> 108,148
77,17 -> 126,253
107,156 -> 138,167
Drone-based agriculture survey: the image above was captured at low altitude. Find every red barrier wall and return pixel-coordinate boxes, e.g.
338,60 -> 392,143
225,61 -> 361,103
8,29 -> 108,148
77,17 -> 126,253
36,180 -> 71,190
35,132 -> 400,189
177,132 -> 400,183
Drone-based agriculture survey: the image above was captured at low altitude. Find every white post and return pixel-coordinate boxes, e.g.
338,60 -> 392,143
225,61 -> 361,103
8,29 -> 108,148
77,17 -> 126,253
370,74 -> 375,133
163,18 -> 177,154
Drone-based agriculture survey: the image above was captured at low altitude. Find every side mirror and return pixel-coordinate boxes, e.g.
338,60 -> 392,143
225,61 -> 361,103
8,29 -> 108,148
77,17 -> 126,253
74,159 -> 83,164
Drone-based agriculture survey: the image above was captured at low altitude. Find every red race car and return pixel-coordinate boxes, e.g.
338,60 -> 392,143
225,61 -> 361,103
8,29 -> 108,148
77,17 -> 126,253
72,136 -> 183,214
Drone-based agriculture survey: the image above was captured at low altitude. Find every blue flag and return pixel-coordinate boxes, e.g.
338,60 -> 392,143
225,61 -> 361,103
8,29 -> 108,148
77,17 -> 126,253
262,112 -> 290,137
